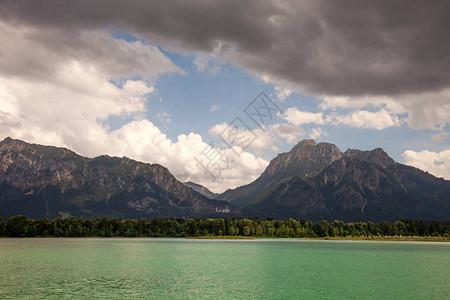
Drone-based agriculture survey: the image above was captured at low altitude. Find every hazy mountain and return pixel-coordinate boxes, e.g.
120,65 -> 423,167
222,140 -> 450,222
183,181 -> 218,199
0,138 -> 236,219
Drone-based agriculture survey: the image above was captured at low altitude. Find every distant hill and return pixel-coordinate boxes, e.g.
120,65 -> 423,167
183,181 -> 218,199
218,140 -> 450,222
0,138 -> 236,219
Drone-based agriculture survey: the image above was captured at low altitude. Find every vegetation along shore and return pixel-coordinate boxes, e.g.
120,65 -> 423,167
1,215 -> 448,240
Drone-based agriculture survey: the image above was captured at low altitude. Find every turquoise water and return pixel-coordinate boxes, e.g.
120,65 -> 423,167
0,238 -> 448,299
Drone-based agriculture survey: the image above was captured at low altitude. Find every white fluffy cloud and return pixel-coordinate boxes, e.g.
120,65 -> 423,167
280,107 -> 324,125
0,20 -> 166,155
105,120 -> 269,192
0,74 -> 154,152
273,86 -> 294,101
208,122 -> 304,154
319,95 -> 405,114
272,123 -> 305,144
329,108 -> 401,130
403,149 -> 450,180
278,90 -> 448,139
320,93 -> 449,137
0,20 -> 268,193
401,89 -> 450,131
309,128 -> 323,139
280,106 -> 401,131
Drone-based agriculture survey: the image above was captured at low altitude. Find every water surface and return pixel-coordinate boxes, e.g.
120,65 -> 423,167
0,238 -> 448,299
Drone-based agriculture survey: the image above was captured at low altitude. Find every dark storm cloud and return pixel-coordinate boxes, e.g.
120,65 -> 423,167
1,0 -> 450,96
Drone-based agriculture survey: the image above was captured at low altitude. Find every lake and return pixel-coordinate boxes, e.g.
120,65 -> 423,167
0,238 -> 448,299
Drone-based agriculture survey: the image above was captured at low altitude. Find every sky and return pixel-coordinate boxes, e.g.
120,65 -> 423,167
0,0 -> 449,193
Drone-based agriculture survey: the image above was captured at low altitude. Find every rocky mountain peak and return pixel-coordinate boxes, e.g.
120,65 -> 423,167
219,139 -> 345,206
289,139 -> 316,156
344,147 -> 395,168
295,139 -> 317,147
0,137 -> 27,151
290,139 -> 341,158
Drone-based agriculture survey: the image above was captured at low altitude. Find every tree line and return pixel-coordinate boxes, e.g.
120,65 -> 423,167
1,215 -> 449,238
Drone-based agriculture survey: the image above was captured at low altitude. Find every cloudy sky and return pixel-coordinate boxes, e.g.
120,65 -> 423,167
0,0 -> 449,192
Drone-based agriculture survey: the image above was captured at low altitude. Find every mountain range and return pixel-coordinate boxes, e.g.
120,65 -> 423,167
0,137 -> 449,221
218,139 -> 449,222
0,137 -> 235,219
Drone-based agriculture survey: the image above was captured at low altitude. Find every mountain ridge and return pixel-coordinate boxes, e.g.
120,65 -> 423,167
183,181 -> 218,199
1,137 -> 448,222
218,139 -> 343,207
235,141 -> 449,222
0,137 -> 236,219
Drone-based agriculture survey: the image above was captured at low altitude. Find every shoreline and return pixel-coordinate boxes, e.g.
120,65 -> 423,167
1,235 -> 449,242
187,236 -> 450,241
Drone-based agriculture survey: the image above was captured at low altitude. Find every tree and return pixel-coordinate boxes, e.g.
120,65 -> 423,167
243,226 -> 251,236
393,221 -> 407,236
430,221 -> 443,236
124,222 -> 137,237
184,218 -> 196,235
1,215 -> 448,238
255,225 -> 263,236
228,226 -> 236,236
0,216 -> 5,236
314,220 -> 330,237
6,215 -> 30,237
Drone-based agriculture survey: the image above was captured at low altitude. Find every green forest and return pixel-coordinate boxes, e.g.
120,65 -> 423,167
1,215 -> 449,238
